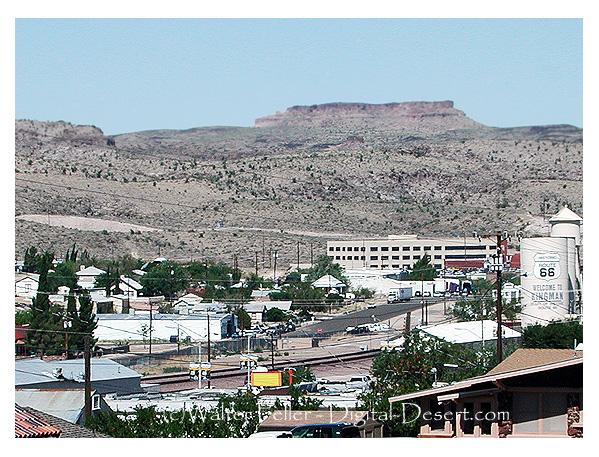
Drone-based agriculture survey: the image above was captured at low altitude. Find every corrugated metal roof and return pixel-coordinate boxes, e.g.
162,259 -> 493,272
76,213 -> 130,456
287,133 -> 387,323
15,357 -> 141,386
15,389 -> 87,424
15,403 -> 62,438
419,320 -> 521,344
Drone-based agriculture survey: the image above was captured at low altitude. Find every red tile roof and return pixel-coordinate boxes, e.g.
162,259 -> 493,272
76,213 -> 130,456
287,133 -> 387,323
15,404 -> 62,438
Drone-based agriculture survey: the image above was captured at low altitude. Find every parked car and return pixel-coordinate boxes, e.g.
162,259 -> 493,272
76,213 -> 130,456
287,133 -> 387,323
346,375 -> 371,390
346,325 -> 369,335
423,291 -> 431,297
290,423 -> 362,438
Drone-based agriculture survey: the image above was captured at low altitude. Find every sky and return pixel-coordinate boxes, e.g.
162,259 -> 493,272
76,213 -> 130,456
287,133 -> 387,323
15,18 -> 583,135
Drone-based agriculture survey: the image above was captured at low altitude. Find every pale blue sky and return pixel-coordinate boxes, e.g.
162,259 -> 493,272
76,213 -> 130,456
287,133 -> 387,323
15,18 -> 583,135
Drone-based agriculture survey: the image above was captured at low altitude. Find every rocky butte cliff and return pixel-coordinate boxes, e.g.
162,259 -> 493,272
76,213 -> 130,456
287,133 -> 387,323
254,100 -> 490,133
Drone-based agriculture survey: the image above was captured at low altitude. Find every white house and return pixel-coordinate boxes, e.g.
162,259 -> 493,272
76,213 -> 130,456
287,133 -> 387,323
311,275 -> 347,295
242,301 -> 293,326
76,265 -> 106,289
491,282 -> 522,303
114,275 -> 143,299
15,273 -> 40,299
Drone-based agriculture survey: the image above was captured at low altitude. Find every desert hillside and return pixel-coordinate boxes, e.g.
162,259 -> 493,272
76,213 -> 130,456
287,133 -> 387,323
15,101 -> 583,270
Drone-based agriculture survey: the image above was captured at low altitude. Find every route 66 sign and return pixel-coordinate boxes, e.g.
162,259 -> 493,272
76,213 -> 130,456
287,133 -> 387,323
533,252 -> 561,281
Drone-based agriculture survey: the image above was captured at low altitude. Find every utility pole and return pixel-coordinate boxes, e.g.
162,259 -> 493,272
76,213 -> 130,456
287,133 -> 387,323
271,333 -> 275,370
273,250 -> 278,282
247,334 -> 252,390
255,251 -> 259,276
496,232 -> 503,363
207,313 -> 211,388
149,303 -> 153,355
198,338 -> 202,390
310,243 -> 314,266
84,335 -> 92,422
297,241 -> 300,270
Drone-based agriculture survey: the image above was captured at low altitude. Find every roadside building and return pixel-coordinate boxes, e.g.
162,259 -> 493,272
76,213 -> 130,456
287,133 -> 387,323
327,235 -> 497,270
95,312 -> 237,342
417,320 -> 521,348
388,348 -> 582,437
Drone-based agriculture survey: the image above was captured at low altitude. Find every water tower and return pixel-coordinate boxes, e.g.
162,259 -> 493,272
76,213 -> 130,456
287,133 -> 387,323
520,206 -> 582,327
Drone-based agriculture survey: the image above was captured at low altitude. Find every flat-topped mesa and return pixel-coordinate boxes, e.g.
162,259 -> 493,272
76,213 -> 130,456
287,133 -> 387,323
254,101 -> 487,132
15,120 -> 109,147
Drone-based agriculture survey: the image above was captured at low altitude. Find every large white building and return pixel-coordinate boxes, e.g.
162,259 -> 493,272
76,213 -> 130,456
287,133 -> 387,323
327,234 -> 496,270
95,313 -> 236,342
520,207 -> 583,327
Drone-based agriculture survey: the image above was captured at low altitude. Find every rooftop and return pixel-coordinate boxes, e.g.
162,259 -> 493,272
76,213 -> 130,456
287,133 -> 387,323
485,347 -> 582,377
15,357 -> 141,386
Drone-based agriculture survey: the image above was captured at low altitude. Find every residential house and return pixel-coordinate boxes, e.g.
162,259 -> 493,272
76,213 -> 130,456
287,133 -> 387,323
311,275 -> 347,295
243,301 -> 293,326
113,275 -> 143,299
388,348 -> 583,438
491,282 -> 522,303
172,292 -> 203,313
76,265 -> 106,289
258,410 -> 383,437
15,388 -> 111,425
15,357 -> 143,395
15,273 -> 39,299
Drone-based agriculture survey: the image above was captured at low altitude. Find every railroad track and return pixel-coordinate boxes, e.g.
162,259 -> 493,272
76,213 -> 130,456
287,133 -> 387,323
141,348 -> 381,386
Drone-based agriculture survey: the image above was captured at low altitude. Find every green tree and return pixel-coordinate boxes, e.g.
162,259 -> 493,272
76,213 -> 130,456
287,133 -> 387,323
47,261 -> 78,293
141,261 -> 188,299
24,251 -> 64,354
23,246 -> 43,273
236,308 -> 252,333
409,253 -> 437,281
68,290 -> 98,351
270,281 -> 327,312
451,295 -> 521,322
96,266 -> 120,295
264,307 -> 287,322
305,255 -> 348,283
522,320 -> 582,349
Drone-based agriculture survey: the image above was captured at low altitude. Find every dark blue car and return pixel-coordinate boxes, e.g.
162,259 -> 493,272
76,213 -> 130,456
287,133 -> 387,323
290,423 -> 362,438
